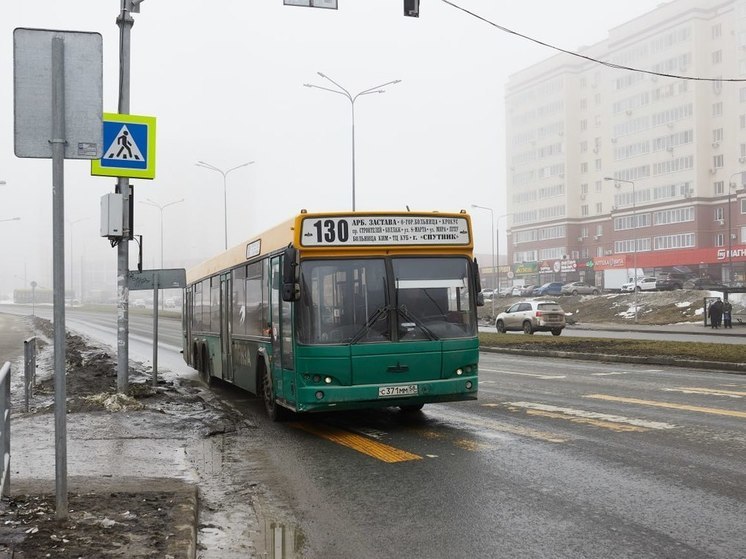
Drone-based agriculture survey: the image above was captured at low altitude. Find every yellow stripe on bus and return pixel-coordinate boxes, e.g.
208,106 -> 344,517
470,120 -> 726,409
584,394 -> 746,419
290,422 -> 422,463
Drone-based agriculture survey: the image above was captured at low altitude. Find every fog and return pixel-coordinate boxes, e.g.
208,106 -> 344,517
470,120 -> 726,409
0,0 -> 661,300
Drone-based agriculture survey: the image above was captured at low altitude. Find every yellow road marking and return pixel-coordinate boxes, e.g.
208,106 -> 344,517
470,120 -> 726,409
525,409 -> 648,432
584,394 -> 746,419
290,422 -> 422,463
664,387 -> 746,398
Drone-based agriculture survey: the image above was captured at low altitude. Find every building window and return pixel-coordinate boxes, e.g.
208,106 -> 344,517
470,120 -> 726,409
580,98 -> 587,110
713,102 -> 723,117
714,181 -> 725,195
713,128 -> 723,143
741,144 -> 746,157
581,162 -> 588,173
712,50 -> 722,65
580,119 -> 588,131
712,23 -> 722,39
580,141 -> 588,153
742,199 -> 746,213
581,204 -> 589,216
581,183 -> 588,194
713,154 -> 724,169
741,115 -> 746,129
594,93 -> 601,105
741,87 -> 746,102
595,180 -> 603,193
715,233 -> 725,247
595,159 -> 602,171
715,207 -> 724,221
596,224 -> 603,236
596,202 -> 603,214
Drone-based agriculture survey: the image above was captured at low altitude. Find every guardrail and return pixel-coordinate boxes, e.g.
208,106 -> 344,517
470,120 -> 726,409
24,337 -> 37,413
0,361 -> 10,497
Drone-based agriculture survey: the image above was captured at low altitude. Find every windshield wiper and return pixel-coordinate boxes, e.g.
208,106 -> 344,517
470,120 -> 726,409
349,305 -> 391,344
397,305 -> 439,341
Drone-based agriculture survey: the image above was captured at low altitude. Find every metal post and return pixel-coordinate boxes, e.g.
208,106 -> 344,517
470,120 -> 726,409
633,181 -> 638,324
351,101 -> 356,210
116,1 -> 135,394
152,275 -> 158,387
51,35 -> 68,520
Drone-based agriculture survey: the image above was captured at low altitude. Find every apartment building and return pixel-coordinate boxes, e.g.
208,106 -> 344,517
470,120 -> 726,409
505,0 -> 746,289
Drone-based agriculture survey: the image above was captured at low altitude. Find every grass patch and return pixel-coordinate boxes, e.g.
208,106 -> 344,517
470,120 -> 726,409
479,332 -> 746,364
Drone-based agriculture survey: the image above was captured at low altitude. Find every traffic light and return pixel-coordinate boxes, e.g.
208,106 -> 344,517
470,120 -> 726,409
404,0 -> 419,17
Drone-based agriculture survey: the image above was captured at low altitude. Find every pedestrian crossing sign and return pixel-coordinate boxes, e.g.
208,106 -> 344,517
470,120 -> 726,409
91,113 -> 156,179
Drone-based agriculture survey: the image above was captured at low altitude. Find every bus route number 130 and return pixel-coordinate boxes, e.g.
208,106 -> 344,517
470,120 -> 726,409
312,219 -> 350,244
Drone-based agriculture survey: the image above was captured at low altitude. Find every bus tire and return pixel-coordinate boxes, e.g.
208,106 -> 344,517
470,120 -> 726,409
260,362 -> 288,422
199,344 -> 213,386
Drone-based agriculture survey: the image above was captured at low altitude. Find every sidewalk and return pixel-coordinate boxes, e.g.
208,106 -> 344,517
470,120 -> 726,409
566,320 -> 746,337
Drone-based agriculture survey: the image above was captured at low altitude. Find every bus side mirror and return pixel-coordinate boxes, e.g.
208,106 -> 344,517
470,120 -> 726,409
282,244 -> 300,302
472,259 -> 484,307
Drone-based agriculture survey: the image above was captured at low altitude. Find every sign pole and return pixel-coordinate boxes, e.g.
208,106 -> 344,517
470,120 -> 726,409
116,2 -> 135,393
152,276 -> 158,387
50,35 -> 68,520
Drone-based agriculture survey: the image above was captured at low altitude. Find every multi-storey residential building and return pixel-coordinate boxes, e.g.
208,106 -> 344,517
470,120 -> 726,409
505,0 -> 746,289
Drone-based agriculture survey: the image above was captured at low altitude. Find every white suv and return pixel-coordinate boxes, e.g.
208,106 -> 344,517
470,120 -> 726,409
495,300 -> 566,336
621,277 -> 658,292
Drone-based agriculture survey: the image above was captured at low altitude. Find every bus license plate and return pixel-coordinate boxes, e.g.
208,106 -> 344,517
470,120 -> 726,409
378,384 -> 418,398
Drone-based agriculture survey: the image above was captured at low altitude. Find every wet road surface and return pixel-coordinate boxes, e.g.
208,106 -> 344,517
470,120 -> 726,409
3,307 -> 744,558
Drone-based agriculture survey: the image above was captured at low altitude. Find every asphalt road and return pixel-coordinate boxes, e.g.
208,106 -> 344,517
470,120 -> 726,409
2,305 -> 744,558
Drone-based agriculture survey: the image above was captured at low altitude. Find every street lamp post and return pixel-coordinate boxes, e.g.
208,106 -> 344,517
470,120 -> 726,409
728,172 -> 744,285
195,161 -> 254,250
605,177 -> 638,323
68,218 -> 89,303
140,198 -> 185,269
471,204 -> 497,317
304,72 -> 401,211
495,213 -> 511,296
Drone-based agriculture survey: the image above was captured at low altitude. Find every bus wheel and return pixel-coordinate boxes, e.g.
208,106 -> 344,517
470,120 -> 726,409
399,403 -> 425,412
261,366 -> 288,422
199,345 -> 213,386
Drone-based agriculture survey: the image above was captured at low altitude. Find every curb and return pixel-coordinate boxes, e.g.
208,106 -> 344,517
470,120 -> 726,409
480,346 -> 746,374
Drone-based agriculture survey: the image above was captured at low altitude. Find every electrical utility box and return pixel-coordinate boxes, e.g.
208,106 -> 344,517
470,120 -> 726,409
100,193 -> 124,238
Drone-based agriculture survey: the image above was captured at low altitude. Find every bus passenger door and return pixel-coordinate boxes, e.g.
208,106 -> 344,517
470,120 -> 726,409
270,256 -> 295,406
220,273 -> 233,382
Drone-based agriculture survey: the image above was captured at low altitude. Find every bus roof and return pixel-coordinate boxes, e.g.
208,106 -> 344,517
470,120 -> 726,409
186,218 -> 294,284
186,210 -> 474,284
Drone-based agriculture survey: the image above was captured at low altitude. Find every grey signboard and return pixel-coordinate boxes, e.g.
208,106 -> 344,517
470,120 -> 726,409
284,0 -> 338,8
13,28 -> 103,159
127,269 -> 187,291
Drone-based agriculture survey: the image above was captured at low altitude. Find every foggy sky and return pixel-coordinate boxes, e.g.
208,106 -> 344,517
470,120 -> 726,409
0,0 -> 662,295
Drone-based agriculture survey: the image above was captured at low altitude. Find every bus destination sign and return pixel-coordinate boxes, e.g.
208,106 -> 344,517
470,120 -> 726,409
300,215 -> 470,247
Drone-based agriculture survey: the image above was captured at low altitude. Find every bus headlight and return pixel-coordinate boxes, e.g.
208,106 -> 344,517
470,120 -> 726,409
315,391 -> 325,400
324,376 -> 332,384
465,381 -> 473,390
456,368 -> 463,376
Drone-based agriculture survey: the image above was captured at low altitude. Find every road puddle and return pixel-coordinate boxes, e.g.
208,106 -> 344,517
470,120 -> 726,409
254,515 -> 302,559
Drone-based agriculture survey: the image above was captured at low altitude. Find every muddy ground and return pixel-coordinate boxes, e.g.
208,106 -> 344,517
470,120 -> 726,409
0,316 -> 245,558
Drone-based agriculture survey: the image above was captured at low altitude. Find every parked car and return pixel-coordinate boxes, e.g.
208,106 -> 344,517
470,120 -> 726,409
561,281 -> 600,296
495,300 -> 566,335
533,282 -> 564,296
621,277 -> 658,292
510,286 -> 524,296
481,289 -> 496,300
655,272 -> 690,291
683,277 -> 727,291
520,284 -> 537,296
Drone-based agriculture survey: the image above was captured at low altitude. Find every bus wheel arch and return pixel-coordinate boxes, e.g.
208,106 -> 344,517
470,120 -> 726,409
259,358 -> 288,422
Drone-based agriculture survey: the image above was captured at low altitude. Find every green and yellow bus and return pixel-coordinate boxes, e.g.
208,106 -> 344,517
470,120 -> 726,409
183,210 -> 483,420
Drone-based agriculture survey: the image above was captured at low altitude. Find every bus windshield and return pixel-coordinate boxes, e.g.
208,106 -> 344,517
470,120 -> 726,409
296,256 -> 476,345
